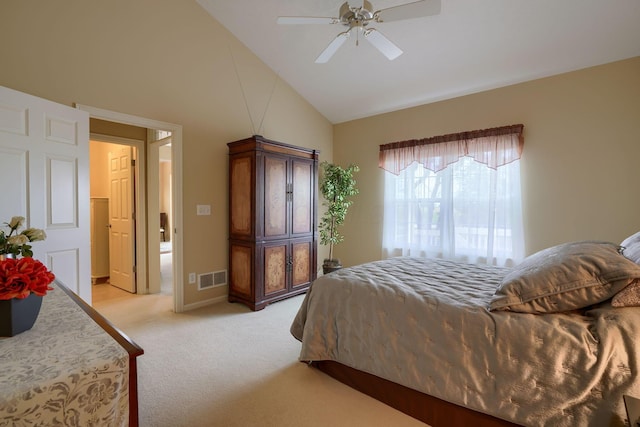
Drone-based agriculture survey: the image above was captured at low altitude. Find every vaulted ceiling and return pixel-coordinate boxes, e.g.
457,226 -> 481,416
197,0 -> 640,124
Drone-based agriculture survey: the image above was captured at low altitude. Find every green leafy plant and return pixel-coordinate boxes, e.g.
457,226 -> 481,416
0,216 -> 47,258
318,162 -> 359,263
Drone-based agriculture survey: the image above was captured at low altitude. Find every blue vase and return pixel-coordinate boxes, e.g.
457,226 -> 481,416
0,293 -> 43,337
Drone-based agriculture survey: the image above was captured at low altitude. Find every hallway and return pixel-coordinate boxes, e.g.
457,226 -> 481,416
92,250 -> 173,305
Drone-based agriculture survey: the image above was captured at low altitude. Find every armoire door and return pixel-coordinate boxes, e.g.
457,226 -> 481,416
263,241 -> 288,298
291,159 -> 314,238
263,154 -> 289,239
291,239 -> 314,290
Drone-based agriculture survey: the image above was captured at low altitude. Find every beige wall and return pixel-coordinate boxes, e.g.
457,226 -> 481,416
0,0 -> 333,306
333,57 -> 640,267
89,141 -> 114,199
3,1 -> 637,304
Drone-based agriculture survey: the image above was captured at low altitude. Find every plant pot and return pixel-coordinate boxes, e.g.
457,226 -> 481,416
0,293 -> 43,337
322,258 -> 342,275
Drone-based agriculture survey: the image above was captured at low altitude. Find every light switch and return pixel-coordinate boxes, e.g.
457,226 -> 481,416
197,204 -> 211,215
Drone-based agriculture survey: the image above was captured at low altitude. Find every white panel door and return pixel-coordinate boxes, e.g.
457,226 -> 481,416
0,85 -> 91,302
108,145 -> 136,293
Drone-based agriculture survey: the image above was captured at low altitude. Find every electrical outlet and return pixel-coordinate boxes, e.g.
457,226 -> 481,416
188,272 -> 196,284
196,204 -> 211,215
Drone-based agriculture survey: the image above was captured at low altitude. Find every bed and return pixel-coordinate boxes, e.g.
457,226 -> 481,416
291,237 -> 640,427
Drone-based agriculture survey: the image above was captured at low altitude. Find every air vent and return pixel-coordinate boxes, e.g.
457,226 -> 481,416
198,270 -> 227,290
213,270 -> 227,286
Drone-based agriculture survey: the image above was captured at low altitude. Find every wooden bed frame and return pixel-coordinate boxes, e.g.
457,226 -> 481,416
311,360 -> 520,427
57,282 -> 144,427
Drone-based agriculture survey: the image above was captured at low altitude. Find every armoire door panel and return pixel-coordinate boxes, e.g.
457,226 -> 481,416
230,244 -> 253,297
292,160 -> 313,235
264,244 -> 287,295
230,156 -> 252,236
292,241 -> 312,288
264,156 -> 288,237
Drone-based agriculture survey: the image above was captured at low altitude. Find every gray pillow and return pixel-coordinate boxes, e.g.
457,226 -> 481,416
612,279 -> 640,307
621,231 -> 640,264
489,241 -> 640,313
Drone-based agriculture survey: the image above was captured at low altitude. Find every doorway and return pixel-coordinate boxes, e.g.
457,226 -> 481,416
150,133 -> 174,296
79,103 -> 184,313
89,138 -> 141,294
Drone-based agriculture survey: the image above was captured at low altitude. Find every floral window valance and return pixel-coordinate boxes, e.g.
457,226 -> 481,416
379,124 -> 524,175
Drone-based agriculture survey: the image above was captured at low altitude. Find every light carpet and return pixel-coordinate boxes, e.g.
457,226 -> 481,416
93,290 -> 428,427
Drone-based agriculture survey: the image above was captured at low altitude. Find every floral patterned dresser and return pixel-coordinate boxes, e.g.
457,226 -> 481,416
0,281 -> 143,426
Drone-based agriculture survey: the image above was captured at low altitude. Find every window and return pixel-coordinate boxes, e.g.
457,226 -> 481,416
380,125 -> 524,266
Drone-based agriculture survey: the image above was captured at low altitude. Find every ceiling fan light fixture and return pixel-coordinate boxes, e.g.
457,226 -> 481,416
339,0 -> 373,24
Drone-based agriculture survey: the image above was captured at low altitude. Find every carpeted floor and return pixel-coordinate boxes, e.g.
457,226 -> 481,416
160,241 -> 172,254
92,289 -> 429,427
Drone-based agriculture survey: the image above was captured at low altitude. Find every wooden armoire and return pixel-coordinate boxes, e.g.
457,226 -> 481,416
227,135 -> 319,311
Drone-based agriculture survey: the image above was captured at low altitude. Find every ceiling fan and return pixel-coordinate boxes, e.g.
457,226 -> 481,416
277,0 -> 441,63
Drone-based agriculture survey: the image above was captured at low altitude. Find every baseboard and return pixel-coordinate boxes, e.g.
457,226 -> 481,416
182,294 -> 227,311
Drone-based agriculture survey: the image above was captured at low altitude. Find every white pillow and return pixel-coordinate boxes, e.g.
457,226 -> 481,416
621,231 -> 640,264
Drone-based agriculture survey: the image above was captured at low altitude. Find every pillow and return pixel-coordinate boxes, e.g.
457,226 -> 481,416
612,279 -> 640,307
621,231 -> 640,264
489,241 -> 640,313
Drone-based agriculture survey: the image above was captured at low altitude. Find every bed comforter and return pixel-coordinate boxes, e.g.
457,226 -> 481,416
290,257 -> 640,426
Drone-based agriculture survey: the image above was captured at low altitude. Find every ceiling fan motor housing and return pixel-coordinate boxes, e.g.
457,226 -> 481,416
339,1 -> 374,26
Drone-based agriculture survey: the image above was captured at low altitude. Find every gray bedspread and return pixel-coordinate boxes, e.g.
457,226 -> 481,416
290,257 -> 640,426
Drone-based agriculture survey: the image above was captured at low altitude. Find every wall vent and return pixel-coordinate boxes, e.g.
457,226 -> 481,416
198,270 -> 227,290
213,270 -> 227,286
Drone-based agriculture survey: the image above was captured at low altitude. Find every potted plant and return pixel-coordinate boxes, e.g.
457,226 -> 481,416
0,216 -> 47,258
318,161 -> 359,274
0,216 -> 54,337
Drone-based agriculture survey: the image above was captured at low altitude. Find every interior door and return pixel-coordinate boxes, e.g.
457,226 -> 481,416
108,145 -> 136,293
0,85 -> 91,302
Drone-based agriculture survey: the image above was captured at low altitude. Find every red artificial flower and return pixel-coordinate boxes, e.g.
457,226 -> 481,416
0,257 -> 55,300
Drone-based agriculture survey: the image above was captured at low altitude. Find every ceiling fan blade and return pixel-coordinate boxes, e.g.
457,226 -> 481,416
315,31 -> 350,63
375,0 -> 441,23
277,16 -> 338,25
364,28 -> 403,60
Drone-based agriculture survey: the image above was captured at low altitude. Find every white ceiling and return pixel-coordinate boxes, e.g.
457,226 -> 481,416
197,0 -> 640,124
